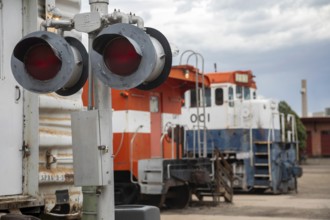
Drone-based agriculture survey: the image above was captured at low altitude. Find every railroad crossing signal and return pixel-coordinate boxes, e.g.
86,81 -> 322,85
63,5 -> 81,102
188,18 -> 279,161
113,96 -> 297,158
11,23 -> 172,94
11,31 -> 88,96
91,23 -> 172,90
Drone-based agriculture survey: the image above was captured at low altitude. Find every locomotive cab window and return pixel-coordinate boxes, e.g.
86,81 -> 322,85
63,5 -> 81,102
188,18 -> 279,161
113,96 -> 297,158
190,88 -> 211,107
190,89 -> 197,107
228,86 -> 234,107
236,85 -> 242,99
215,88 -> 224,105
204,88 -> 211,107
244,87 -> 251,100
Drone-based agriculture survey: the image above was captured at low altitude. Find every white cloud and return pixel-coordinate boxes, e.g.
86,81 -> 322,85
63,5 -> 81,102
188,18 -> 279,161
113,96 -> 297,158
82,0 -> 330,44
81,0 -> 330,52
80,0 -> 330,113
113,0 -> 329,57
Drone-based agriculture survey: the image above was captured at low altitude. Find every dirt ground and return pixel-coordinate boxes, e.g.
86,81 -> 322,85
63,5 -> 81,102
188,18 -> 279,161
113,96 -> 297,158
161,158 -> 330,220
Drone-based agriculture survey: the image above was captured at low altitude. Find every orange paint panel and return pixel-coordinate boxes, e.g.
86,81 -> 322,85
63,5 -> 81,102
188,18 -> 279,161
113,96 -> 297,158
82,82 -> 150,111
82,81 -> 89,107
113,133 -> 151,178
162,139 -> 182,159
158,82 -> 183,114
112,89 -> 150,111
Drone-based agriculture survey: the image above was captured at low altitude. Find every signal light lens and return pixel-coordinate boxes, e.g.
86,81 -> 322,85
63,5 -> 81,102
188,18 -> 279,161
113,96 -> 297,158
24,43 -> 62,81
11,31 -> 88,95
103,37 -> 141,76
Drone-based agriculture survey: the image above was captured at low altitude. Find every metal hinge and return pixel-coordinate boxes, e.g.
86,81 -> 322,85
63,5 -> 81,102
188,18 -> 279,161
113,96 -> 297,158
46,150 -> 57,169
20,143 -> 31,158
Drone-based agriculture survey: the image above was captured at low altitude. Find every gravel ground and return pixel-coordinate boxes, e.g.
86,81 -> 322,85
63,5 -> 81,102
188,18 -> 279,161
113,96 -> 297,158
161,158 -> 330,220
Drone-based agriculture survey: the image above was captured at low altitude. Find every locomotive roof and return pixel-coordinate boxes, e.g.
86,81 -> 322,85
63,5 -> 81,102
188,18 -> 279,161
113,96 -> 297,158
206,70 -> 257,89
169,65 -> 210,87
165,65 -> 210,93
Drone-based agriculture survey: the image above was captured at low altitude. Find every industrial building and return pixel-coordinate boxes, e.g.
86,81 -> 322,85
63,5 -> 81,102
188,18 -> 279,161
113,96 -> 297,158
300,80 -> 330,157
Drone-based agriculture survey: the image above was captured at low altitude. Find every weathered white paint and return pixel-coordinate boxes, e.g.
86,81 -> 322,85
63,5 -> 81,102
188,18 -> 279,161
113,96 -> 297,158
0,0 -> 83,214
0,0 -> 23,196
113,110 -> 151,133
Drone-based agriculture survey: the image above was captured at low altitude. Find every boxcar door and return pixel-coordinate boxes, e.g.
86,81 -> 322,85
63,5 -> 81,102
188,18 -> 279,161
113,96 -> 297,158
0,0 -> 24,196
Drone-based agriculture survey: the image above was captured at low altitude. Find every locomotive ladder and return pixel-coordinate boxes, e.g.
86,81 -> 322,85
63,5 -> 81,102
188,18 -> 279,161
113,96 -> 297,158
253,141 -> 272,189
213,149 -> 233,202
194,149 -> 233,204
252,112 -> 278,190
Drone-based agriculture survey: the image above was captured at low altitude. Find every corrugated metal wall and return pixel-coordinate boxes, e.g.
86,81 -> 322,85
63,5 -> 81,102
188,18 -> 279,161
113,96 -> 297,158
37,0 -> 84,214
38,92 -> 84,213
0,0 -> 86,213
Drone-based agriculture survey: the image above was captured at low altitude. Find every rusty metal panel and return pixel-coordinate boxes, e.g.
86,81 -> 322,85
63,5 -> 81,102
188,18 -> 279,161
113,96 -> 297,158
38,92 -> 83,214
35,0 -> 83,213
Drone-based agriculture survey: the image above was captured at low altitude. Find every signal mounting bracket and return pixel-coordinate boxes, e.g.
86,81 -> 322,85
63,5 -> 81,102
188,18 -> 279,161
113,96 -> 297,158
74,12 -> 101,33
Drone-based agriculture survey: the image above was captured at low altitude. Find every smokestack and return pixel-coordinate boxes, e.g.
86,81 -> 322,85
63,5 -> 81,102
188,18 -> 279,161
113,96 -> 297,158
301,79 -> 308,117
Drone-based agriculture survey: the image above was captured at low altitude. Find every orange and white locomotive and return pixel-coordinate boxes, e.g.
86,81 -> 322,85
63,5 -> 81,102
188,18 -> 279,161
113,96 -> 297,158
83,65 -> 232,208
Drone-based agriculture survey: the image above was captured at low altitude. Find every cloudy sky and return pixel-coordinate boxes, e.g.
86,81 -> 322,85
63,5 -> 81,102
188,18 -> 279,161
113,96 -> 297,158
82,0 -> 330,116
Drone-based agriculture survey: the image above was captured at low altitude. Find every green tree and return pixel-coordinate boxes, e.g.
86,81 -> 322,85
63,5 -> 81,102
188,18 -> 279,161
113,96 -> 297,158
278,101 -> 306,149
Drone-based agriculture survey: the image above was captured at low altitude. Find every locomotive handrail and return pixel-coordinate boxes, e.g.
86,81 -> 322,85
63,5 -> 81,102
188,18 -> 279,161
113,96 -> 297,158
287,114 -> 296,142
182,50 -> 207,159
113,128 -> 126,158
160,122 -> 175,159
280,113 -> 285,142
267,111 -> 295,183
192,125 -> 201,158
192,124 -> 210,158
183,125 -> 189,158
293,116 -> 300,161
267,112 -> 278,182
160,133 -> 166,158
249,125 -> 254,167
130,125 -> 144,184
287,113 -> 300,161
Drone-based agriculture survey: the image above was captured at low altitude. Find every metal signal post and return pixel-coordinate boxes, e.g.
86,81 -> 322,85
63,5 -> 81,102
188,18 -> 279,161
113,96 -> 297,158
88,3 -> 113,220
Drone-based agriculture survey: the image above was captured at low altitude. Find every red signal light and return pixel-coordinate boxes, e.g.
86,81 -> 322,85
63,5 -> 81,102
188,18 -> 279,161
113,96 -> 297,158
11,31 -> 88,95
24,43 -> 62,81
103,37 -> 141,76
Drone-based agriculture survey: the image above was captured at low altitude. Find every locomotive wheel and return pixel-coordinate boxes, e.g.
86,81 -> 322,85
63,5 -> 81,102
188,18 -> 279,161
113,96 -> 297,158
165,185 -> 191,209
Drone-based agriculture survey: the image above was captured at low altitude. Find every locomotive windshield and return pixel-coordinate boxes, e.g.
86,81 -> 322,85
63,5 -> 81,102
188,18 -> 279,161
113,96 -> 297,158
215,88 -> 224,106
